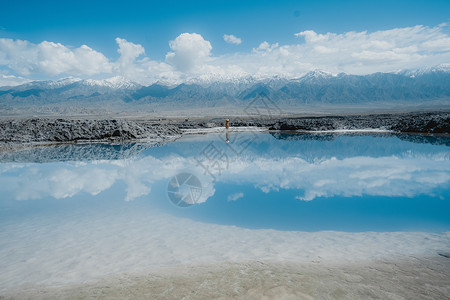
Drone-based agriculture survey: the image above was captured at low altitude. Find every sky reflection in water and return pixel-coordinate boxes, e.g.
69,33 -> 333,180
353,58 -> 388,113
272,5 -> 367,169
0,132 -> 449,232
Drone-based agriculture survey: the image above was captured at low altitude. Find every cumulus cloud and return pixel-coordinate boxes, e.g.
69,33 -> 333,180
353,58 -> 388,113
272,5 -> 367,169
212,24 -> 450,78
252,41 -> 279,53
0,38 -> 112,76
289,24 -> 450,74
165,33 -> 212,72
223,34 -> 242,45
109,38 -> 172,84
8,165 -> 119,201
114,38 -> 145,73
0,24 -> 449,84
0,37 -> 178,84
218,155 -> 450,201
227,192 -> 244,201
0,73 -> 31,86
1,155 -> 216,204
1,146 -> 448,204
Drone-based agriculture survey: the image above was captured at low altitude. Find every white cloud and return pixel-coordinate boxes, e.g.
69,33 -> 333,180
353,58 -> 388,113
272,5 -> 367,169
0,37 -> 178,85
0,38 -> 112,76
1,155 -> 216,203
227,192 -> 244,201
9,165 -> 119,201
109,38 -> 172,84
223,34 -> 242,45
252,41 -> 279,53
1,147 -> 448,204
213,24 -> 450,78
165,33 -> 212,72
0,24 -> 449,84
287,24 -> 450,74
114,38 -> 145,74
218,155 -> 450,201
0,73 -> 31,86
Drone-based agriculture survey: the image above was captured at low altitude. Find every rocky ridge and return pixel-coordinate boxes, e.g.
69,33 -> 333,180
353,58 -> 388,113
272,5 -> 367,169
0,118 -> 182,144
181,111 -> 450,134
0,111 -> 448,148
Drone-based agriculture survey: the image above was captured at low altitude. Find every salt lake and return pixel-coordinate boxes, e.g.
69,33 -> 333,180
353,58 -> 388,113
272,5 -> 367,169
0,131 -> 449,291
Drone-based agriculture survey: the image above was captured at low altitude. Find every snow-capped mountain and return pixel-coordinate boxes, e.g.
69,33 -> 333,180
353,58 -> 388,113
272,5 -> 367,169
398,64 -> 450,78
83,76 -> 140,89
1,67 -> 449,112
298,70 -> 334,80
47,77 -> 83,88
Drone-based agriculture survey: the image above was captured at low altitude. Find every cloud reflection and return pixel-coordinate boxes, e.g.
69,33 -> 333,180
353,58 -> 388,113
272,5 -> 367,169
0,147 -> 449,203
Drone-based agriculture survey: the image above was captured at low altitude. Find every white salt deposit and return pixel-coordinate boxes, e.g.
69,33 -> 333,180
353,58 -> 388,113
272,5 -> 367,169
297,128 -> 392,133
181,126 -> 268,134
0,205 -> 449,292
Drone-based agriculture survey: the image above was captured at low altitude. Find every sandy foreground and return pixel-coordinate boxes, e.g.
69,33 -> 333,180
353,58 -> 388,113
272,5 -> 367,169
2,256 -> 449,300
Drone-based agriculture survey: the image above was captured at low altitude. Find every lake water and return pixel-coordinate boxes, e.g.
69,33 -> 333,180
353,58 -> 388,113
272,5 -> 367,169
1,131 -> 450,289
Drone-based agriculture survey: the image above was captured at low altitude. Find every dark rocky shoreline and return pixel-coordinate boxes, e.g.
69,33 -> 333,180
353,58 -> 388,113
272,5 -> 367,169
0,111 -> 448,148
207,111 -> 449,134
0,118 -> 182,144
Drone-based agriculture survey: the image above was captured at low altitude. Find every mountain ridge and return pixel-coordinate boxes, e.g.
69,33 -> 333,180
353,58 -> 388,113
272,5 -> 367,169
1,66 -> 449,111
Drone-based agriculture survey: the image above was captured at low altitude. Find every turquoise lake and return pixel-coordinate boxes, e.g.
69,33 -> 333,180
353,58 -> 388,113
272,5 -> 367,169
1,131 -> 449,232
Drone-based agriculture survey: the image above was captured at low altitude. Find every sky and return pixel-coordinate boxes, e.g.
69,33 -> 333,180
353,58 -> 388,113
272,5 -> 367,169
0,0 -> 450,85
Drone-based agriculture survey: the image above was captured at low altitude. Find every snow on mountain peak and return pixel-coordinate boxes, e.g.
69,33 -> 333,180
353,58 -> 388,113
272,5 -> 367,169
297,70 -> 334,81
83,76 -> 139,89
47,77 -> 82,88
398,64 -> 450,77
309,70 -> 333,77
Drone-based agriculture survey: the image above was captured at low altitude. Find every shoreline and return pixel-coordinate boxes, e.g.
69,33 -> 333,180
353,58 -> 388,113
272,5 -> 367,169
0,111 -> 449,149
3,255 -> 450,299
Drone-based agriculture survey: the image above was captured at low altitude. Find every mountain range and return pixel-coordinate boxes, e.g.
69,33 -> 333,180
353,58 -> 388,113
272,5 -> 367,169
1,66 -> 449,113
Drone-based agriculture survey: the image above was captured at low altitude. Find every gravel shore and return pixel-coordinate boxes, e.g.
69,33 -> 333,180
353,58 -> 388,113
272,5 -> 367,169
3,256 -> 450,300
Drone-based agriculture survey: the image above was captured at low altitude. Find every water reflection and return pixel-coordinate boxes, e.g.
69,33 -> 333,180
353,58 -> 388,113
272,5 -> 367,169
0,132 -> 449,202
0,132 -> 449,230
225,130 -> 230,143
271,132 -> 450,147
0,143 -> 157,163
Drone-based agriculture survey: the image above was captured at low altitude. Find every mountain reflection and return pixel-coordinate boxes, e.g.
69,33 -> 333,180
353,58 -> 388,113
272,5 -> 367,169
0,132 -> 448,203
0,142 -> 159,163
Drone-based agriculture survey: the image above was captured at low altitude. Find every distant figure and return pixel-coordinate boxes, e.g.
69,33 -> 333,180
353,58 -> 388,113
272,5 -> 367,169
226,130 -> 230,143
225,119 -> 230,129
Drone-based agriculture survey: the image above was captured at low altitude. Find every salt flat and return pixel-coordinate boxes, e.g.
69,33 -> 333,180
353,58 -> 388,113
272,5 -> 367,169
1,204 -> 449,298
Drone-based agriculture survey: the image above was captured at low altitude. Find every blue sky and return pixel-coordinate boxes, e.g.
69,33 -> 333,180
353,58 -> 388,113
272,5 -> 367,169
1,0 -> 450,85
2,0 -> 449,59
